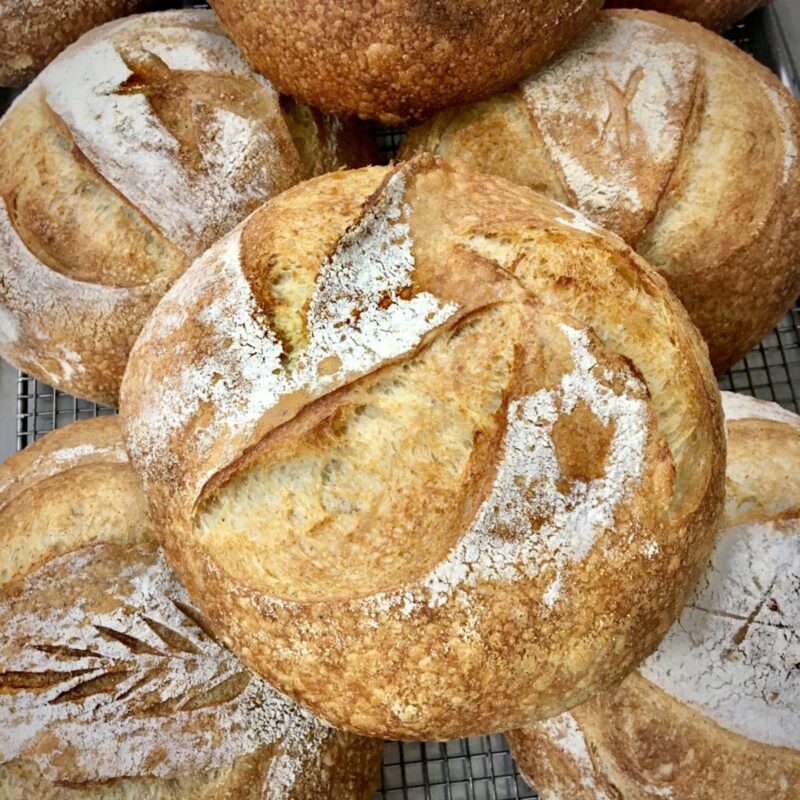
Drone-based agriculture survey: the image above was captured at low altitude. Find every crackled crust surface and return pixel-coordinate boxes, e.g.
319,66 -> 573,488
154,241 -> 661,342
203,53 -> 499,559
121,156 -> 724,740
0,417 -> 382,799
0,9 -> 373,406
510,393 -> 800,800
401,10 -> 800,373
208,0 -> 602,122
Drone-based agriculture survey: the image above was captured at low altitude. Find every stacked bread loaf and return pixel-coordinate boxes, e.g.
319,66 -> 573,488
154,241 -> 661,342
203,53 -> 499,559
0,0 -> 798,798
0,417 -> 383,798
510,392 -> 800,799
0,9 -> 374,406
402,9 -> 800,373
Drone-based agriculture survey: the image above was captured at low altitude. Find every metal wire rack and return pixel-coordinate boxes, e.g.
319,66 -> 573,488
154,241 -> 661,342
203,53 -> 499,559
4,5 -> 800,800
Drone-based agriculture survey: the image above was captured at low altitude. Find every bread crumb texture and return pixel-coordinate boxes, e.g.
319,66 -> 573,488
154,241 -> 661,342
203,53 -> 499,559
121,156 -> 724,739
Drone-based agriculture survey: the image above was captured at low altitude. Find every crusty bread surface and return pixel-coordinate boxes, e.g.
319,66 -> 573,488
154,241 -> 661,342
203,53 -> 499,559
510,392 -> 800,800
120,155 -> 725,740
0,0 -> 152,87
401,10 -> 800,373
0,417 -> 382,799
208,0 -> 603,122
606,0 -> 769,32
0,9 -> 374,406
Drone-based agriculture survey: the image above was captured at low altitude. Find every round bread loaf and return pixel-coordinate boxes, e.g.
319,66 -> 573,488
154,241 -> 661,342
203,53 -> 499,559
606,0 -> 769,31
509,391 -> 800,800
0,9 -> 374,407
0,416 -> 382,800
207,0 -> 603,123
400,10 -> 800,373
0,0 -> 152,87
120,155 -> 725,740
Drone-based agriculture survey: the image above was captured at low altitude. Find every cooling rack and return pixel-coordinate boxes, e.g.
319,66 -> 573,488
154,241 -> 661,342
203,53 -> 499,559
4,4 -> 800,799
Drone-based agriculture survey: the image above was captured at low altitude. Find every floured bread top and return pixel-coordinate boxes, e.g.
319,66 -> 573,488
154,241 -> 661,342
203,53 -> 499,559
721,390 -> 800,427
28,9 -> 295,256
127,165 -> 459,501
120,155 -> 724,739
532,712 -> 615,800
125,158 -> 665,615
521,15 -> 701,242
640,396 -> 800,750
0,541 -> 330,788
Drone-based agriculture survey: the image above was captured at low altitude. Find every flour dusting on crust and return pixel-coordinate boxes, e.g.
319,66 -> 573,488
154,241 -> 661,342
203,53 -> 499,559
0,542 -> 329,784
127,165 -> 458,498
363,324 -> 650,619
538,712 -> 615,800
721,390 -> 800,428
640,519 -> 800,749
522,16 -> 699,235
38,10 -> 285,255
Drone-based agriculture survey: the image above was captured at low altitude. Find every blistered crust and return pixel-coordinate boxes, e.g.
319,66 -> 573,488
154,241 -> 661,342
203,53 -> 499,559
401,10 -> 800,373
0,417 -> 382,799
511,397 -> 800,800
121,156 -> 724,740
208,0 -> 602,122
0,9 -> 373,406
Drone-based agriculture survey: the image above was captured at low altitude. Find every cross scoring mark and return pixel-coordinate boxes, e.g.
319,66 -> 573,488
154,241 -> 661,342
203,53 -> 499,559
599,65 -> 645,153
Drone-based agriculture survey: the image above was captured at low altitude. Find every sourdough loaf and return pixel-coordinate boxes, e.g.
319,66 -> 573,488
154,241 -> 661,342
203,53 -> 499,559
0,0 -> 151,87
0,9 -> 373,406
509,391 -> 800,800
0,417 -> 382,799
606,0 -> 770,31
401,10 -> 800,373
120,155 -> 725,740
208,0 -> 603,122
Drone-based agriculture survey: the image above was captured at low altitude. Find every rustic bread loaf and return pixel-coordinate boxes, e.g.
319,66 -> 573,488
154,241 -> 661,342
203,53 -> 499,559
401,10 -> 800,373
509,391 -> 800,800
606,0 -> 769,31
0,0 -> 152,87
207,0 -> 603,122
0,416 -> 382,800
120,155 -> 725,740
0,9 -> 374,407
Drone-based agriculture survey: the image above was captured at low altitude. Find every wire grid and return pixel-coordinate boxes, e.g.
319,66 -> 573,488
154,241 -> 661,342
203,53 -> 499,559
6,5 -> 800,800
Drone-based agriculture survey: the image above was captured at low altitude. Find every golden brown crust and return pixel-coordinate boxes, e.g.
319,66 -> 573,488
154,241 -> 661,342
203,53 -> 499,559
0,0 -> 151,87
510,396 -> 800,800
605,0 -> 769,32
0,10 -> 374,406
208,0 -> 603,122
0,418 -> 382,799
120,156 -> 724,740
400,10 -> 800,373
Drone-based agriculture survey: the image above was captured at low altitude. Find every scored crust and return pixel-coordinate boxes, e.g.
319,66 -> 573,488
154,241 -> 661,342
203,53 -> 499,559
400,10 -> 800,373
0,9 -> 373,406
208,0 -> 603,123
0,0 -> 150,87
120,155 -> 725,740
0,417 -> 382,799
510,392 -> 800,800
